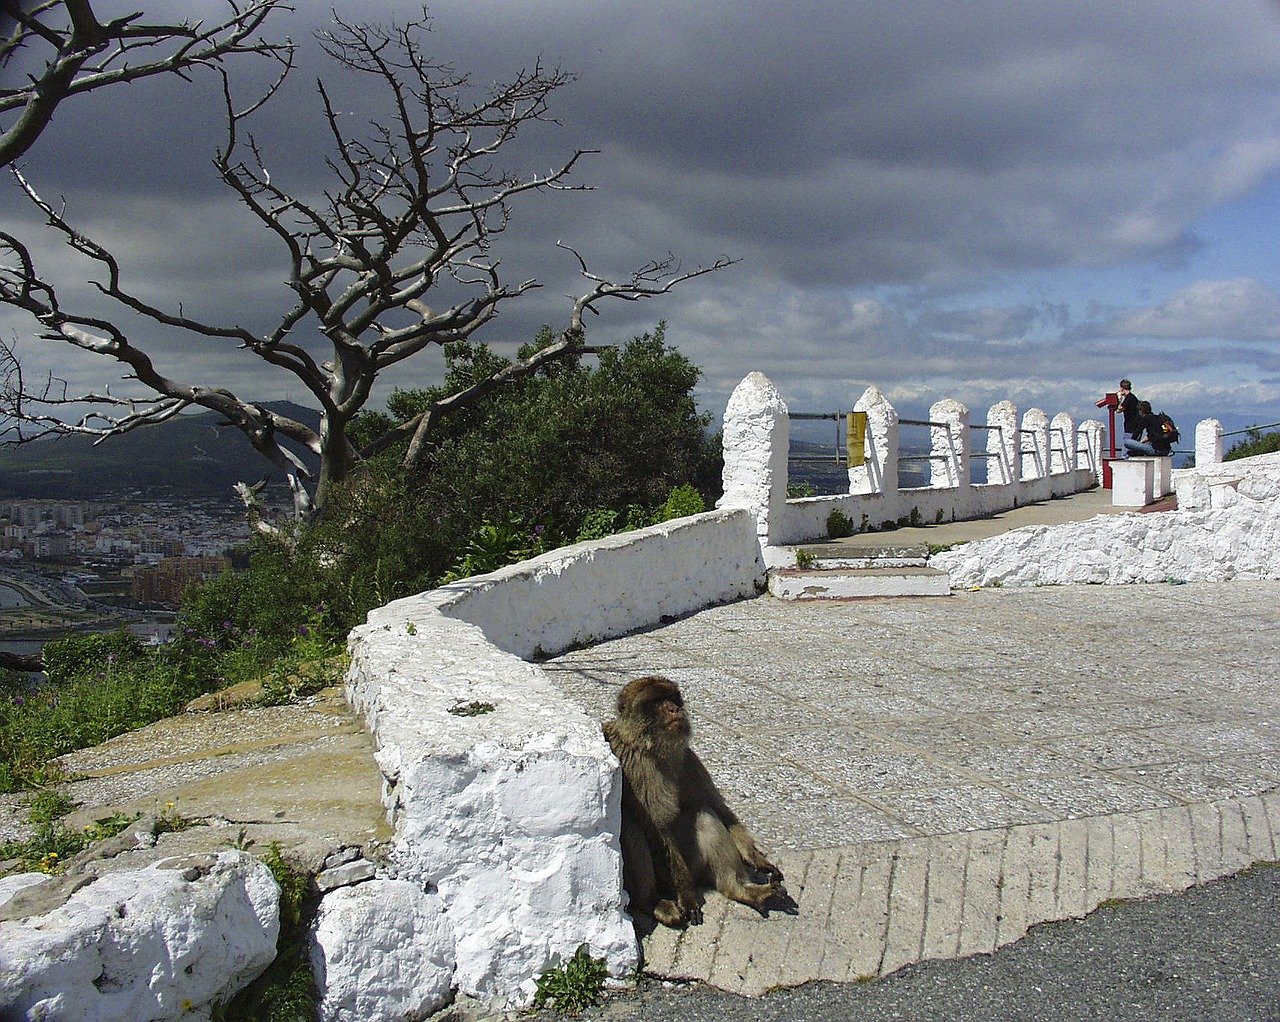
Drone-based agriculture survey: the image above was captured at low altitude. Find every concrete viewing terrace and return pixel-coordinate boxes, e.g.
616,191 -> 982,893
546,578 -> 1280,994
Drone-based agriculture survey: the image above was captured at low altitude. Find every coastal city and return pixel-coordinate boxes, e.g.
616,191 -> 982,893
0,498 -> 264,654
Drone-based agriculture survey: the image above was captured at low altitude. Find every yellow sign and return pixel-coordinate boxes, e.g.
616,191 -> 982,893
847,411 -> 867,467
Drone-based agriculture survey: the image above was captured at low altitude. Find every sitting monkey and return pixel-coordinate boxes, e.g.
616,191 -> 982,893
603,675 -> 786,927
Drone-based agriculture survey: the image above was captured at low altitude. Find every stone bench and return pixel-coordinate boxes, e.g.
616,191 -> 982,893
1112,456 -> 1172,506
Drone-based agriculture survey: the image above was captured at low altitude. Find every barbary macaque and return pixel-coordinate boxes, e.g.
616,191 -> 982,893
603,675 -> 787,927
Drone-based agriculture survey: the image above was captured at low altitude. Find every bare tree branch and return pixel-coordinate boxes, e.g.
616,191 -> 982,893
0,7 -> 734,522
0,0 -> 294,167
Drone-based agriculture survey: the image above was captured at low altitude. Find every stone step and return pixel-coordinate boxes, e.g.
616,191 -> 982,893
768,565 -> 952,600
791,542 -> 930,571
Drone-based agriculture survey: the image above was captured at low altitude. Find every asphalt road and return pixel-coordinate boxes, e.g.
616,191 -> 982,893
555,866 -> 1280,1022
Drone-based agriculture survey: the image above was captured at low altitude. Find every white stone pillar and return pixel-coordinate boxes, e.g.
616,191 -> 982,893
1195,418 -> 1224,466
848,385 -> 899,495
718,372 -> 790,541
1079,420 -> 1104,479
1050,412 -> 1076,474
928,398 -> 969,489
1020,408 -> 1050,480
987,400 -> 1019,485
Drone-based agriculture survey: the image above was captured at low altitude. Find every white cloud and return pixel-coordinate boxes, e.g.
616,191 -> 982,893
1108,278 -> 1280,340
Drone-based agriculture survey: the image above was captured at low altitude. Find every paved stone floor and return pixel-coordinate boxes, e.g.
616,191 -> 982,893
545,581 -> 1280,993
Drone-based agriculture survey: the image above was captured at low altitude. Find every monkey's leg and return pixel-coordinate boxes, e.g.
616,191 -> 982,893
620,818 -> 659,917
694,810 -> 781,911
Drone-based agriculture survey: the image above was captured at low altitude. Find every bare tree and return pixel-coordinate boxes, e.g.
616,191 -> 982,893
0,0 -> 293,167
0,10 -> 731,525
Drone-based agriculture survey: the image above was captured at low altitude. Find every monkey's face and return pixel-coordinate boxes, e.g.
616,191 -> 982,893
618,675 -> 692,741
653,695 -> 690,737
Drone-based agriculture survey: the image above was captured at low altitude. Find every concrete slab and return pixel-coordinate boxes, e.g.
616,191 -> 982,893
546,580 -> 1280,994
768,566 -> 951,599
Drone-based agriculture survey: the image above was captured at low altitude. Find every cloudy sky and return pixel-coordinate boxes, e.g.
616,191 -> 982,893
5,0 -> 1280,440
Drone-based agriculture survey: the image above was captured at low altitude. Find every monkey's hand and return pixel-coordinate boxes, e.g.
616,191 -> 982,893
653,894 -> 702,928
747,853 -> 785,887
678,889 -> 704,926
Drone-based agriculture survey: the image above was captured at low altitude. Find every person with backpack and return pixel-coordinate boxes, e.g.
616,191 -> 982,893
1123,400 -> 1179,457
1117,379 -> 1141,438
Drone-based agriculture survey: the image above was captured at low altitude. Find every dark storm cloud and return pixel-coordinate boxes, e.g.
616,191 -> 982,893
4,0 -> 1280,430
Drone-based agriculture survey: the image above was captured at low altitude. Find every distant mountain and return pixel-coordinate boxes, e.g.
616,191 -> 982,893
0,402 -> 322,500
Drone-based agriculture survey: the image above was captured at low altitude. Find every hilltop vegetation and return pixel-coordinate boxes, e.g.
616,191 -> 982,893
1225,427 -> 1280,461
0,327 -> 719,794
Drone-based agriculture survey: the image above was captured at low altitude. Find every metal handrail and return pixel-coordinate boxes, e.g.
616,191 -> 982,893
1222,420 -> 1280,438
899,417 -> 949,429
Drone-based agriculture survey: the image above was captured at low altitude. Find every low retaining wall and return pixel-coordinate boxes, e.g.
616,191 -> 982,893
341,508 -> 763,1012
779,472 -> 1096,548
718,373 -> 1102,554
934,455 -> 1280,587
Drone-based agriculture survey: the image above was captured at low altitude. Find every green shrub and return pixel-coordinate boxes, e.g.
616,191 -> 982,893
826,508 -> 853,539
441,517 -> 546,583
1225,428 -> 1280,461
786,481 -> 817,499
576,508 -> 620,542
42,630 -> 145,686
657,483 -> 706,521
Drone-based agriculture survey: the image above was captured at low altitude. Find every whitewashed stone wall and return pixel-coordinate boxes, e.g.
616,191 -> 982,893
1196,418 -> 1224,467
340,509 -> 763,1014
761,380 -> 1099,549
719,373 -> 789,540
929,399 -> 968,489
934,466 -> 1280,587
0,853 -> 278,1022
848,386 -> 898,495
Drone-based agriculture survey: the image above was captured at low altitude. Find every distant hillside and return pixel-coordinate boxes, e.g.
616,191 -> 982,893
0,403 -> 321,500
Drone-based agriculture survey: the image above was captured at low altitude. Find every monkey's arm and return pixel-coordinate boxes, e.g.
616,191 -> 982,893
686,752 -> 785,883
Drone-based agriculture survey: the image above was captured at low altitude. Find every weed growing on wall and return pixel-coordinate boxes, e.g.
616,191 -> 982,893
826,509 -> 853,539
532,945 -> 610,1015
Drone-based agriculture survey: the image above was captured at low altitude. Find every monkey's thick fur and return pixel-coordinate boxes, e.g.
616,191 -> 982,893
603,675 -> 786,928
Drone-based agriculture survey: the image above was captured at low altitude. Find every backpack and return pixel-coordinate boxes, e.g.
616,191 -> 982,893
1157,413 -> 1179,444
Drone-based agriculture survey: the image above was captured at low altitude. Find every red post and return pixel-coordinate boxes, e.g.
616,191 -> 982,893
1095,392 -> 1119,487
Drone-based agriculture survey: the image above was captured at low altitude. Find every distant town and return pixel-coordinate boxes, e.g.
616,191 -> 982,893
0,498 -> 279,653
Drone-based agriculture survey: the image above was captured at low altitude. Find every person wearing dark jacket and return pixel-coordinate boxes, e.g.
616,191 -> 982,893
1123,400 -> 1172,457
1118,379 -> 1140,438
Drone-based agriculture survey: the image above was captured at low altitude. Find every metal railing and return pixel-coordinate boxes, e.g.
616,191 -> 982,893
1222,420 -> 1280,438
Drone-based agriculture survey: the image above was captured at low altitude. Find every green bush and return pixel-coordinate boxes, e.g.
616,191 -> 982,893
575,508 -> 620,542
42,630 -> 145,686
656,483 -> 706,522
1225,428 -> 1280,461
826,508 -> 853,539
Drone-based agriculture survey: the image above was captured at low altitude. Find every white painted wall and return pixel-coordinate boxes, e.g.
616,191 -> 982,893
934,456 -> 1280,586
0,853 -> 279,1022
718,379 -> 1101,551
341,508 -> 763,1014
